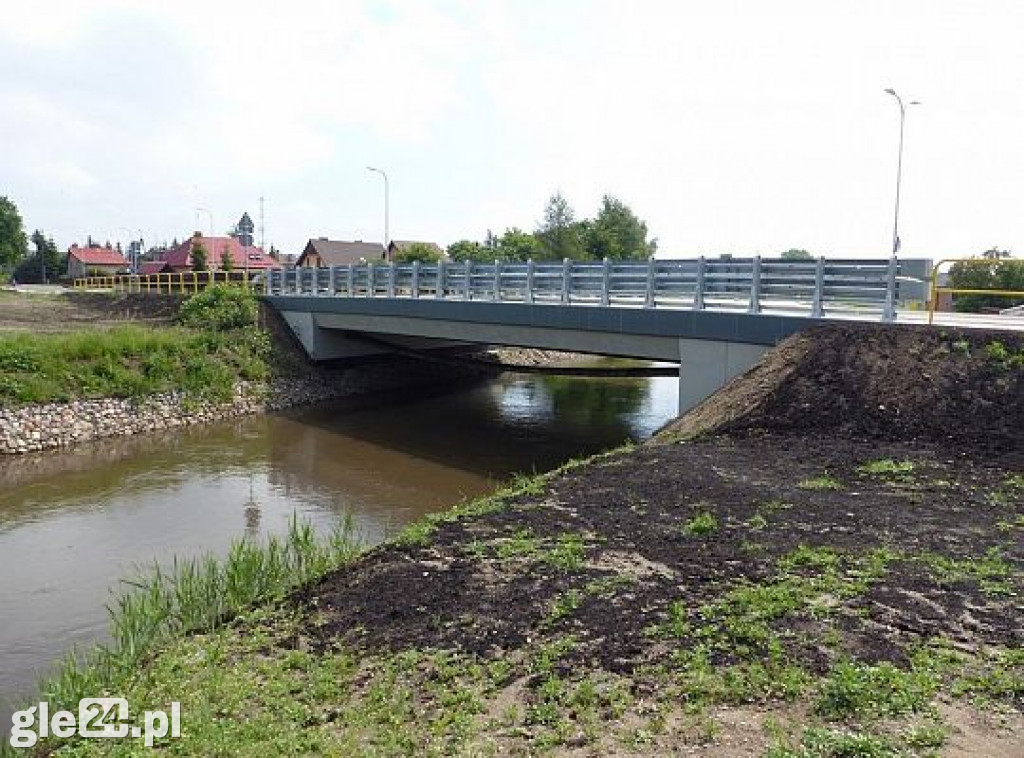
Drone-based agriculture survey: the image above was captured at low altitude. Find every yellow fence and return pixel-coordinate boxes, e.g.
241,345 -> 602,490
928,258 -> 1024,325
73,270 -> 261,295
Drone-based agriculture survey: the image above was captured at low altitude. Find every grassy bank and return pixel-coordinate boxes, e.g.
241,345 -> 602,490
0,287 -> 270,407
16,438 -> 1023,756
2,517 -> 362,758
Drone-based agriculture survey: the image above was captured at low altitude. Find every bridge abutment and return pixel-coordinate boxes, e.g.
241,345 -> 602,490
677,339 -> 768,413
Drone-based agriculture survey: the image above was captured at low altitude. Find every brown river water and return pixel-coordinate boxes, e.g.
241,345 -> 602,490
0,369 -> 677,733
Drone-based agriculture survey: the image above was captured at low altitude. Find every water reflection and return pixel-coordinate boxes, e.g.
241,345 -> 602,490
0,369 -> 678,733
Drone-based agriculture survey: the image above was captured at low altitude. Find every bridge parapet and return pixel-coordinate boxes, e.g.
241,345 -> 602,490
267,257 -> 929,322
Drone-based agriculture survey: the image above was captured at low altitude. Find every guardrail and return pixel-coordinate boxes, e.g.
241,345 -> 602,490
267,257 -> 916,321
73,271 -> 262,294
928,258 -> 1024,325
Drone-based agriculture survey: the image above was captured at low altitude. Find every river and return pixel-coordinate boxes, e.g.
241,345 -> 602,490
0,369 -> 677,732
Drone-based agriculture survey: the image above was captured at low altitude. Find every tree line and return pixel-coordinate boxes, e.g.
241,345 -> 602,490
0,196 -> 64,283
947,248 -> 1024,312
395,192 -> 659,264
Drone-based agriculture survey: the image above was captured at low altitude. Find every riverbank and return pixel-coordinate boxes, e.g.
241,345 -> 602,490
15,324 -> 1024,756
0,289 -> 492,455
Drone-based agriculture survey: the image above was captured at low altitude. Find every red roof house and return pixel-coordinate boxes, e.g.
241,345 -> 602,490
137,260 -> 172,276
67,245 -> 129,279
161,232 -> 280,273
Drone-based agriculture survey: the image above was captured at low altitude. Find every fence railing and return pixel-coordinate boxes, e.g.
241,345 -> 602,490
267,257 -> 918,321
73,270 -> 262,294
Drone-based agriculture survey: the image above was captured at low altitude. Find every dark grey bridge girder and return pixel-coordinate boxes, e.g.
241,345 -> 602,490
266,295 -> 823,361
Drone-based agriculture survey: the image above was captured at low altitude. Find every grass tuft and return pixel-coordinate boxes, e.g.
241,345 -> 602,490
797,475 -> 844,491
856,458 -> 915,477
38,515 -> 362,713
683,511 -> 719,536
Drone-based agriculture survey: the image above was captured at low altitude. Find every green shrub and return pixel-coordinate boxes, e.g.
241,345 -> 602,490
178,285 -> 259,330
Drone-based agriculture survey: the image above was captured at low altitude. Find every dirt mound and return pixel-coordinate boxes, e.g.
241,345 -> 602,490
665,324 -> 1024,451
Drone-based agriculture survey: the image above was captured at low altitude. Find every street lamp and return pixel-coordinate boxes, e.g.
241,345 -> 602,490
195,207 -> 214,238
884,88 -> 920,254
366,166 -> 389,257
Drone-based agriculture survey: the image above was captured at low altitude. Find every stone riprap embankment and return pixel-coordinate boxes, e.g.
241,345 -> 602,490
0,358 -> 486,456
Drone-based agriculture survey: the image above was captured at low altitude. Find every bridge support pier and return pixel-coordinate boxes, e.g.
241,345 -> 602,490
677,338 -> 768,414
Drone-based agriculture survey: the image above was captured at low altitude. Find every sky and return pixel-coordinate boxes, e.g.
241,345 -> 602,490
1,0 -> 1022,260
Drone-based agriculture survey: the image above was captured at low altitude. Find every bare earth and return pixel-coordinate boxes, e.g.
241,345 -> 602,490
0,290 -> 181,332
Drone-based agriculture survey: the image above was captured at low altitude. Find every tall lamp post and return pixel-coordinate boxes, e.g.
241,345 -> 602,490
366,166 -> 389,258
195,207 -> 214,238
884,88 -> 920,254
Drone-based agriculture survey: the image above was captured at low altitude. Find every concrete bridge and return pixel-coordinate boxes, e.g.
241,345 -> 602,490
264,256 -> 957,409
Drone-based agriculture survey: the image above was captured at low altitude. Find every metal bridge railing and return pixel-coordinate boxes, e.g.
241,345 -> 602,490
266,256 -> 918,322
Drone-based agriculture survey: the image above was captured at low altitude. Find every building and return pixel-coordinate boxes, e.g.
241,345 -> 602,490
160,232 -> 279,273
296,238 -> 385,267
137,261 -> 172,276
66,244 -> 129,279
386,240 -> 445,262
232,213 -> 255,247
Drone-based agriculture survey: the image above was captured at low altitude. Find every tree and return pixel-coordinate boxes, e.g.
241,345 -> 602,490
981,247 -> 1011,260
394,242 -> 444,263
582,195 -> 656,260
0,196 -> 27,271
496,227 -> 542,262
780,249 -> 813,260
14,230 -> 62,283
446,239 -> 487,262
191,241 -> 209,272
536,192 -> 584,260
949,251 -> 1023,312
219,244 -> 234,272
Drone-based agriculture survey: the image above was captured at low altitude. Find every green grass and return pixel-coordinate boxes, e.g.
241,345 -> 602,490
683,511 -> 719,536
856,458 -> 915,477
0,324 -> 271,406
543,533 -> 588,571
496,527 -> 541,558
37,516 -> 362,716
798,475 -> 844,491
768,726 -> 901,757
543,589 -> 584,626
814,661 -> 938,719
916,547 -> 1015,596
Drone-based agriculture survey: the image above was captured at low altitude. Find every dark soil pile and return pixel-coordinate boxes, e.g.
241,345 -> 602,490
665,324 -> 1024,452
296,434 -> 1022,686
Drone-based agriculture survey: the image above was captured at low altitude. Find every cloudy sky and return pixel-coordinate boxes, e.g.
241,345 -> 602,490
1,0 -> 1022,259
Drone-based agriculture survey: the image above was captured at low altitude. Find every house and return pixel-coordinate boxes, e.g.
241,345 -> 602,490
296,238 -> 385,267
66,244 -> 129,279
160,232 -> 279,273
137,260 -> 172,276
386,240 -> 444,262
